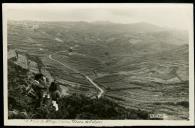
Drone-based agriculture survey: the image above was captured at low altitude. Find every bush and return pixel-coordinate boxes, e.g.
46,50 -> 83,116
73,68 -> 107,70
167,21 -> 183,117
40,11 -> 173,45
33,94 -> 150,119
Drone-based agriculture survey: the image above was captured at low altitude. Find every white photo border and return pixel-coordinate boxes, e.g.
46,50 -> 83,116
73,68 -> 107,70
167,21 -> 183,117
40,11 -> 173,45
3,3 -> 194,126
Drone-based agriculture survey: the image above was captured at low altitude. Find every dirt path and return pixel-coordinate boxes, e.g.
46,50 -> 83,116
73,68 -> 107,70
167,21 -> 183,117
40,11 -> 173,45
48,50 -> 104,98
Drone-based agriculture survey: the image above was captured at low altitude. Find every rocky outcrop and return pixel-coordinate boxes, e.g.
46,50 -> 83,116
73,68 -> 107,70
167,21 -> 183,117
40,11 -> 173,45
8,49 -> 53,81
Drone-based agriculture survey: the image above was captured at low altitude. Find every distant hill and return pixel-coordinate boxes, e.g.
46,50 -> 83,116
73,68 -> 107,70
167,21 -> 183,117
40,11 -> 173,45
7,20 -> 189,120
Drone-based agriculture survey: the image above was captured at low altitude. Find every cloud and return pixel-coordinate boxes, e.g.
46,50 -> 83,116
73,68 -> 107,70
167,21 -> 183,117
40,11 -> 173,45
3,3 -> 193,30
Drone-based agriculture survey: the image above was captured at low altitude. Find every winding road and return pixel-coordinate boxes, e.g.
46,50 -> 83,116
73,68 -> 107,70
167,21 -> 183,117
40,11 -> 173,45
48,50 -> 104,98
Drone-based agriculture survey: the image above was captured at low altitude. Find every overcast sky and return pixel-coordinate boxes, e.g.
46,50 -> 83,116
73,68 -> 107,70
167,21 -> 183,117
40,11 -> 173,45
3,3 -> 193,30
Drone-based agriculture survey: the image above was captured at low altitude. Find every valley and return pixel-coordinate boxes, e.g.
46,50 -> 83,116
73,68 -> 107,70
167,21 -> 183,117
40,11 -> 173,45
7,20 -> 189,120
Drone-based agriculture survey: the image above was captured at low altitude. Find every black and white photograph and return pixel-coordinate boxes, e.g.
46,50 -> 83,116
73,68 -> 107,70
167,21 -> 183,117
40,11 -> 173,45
3,3 -> 194,126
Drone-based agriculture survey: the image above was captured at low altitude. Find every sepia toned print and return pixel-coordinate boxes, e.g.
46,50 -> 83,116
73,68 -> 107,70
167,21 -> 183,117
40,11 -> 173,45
3,3 -> 194,126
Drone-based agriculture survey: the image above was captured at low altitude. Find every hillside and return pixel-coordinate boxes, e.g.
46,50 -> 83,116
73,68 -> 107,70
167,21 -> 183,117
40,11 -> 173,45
8,53 -> 150,119
7,20 -> 189,120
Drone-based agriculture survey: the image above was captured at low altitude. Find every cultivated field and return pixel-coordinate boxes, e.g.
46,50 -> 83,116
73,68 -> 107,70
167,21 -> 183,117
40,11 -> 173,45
7,20 -> 189,119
